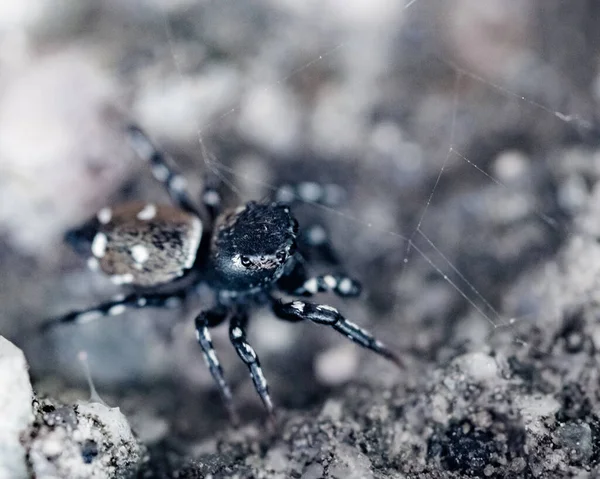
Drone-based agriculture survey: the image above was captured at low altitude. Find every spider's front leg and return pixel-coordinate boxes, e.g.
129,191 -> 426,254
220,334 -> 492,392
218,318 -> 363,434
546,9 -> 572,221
272,299 -> 402,367
228,311 -> 275,419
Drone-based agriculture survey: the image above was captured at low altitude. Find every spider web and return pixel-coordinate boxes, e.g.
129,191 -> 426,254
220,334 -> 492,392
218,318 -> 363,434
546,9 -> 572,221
150,0 -> 593,354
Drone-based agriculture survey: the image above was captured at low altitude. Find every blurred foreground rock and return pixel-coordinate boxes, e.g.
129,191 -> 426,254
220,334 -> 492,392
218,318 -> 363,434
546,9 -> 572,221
0,336 -> 145,479
0,336 -> 33,479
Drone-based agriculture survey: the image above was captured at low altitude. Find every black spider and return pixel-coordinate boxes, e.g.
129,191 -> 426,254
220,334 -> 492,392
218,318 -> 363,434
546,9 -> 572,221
43,125 -> 401,423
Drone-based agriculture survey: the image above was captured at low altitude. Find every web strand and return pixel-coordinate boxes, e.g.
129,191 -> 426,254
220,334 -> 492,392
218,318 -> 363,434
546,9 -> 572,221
149,4 -> 587,338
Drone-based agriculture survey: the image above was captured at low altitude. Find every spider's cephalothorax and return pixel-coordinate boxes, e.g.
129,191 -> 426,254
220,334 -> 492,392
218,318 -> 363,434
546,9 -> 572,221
208,202 -> 297,293
44,125 -> 401,424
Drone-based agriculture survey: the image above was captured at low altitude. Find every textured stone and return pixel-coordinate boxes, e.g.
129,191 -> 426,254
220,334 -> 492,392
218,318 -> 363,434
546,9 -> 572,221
0,337 -> 34,479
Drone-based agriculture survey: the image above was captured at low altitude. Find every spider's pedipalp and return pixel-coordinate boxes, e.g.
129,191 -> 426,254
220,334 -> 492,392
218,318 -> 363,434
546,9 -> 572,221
194,307 -> 239,424
228,312 -> 274,417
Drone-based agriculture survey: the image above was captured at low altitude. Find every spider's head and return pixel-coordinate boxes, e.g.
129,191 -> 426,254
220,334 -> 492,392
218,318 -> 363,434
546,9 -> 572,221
210,202 -> 298,291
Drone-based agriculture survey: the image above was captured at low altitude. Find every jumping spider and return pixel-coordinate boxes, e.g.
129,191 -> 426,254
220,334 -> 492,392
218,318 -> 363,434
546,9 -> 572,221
44,126 -> 401,423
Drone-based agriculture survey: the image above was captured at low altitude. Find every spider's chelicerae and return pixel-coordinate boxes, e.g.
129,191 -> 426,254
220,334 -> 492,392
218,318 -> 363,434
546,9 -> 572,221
44,125 -> 400,423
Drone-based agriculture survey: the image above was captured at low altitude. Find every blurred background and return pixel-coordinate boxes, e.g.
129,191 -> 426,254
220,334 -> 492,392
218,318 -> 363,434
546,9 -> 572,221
1,0 -> 600,474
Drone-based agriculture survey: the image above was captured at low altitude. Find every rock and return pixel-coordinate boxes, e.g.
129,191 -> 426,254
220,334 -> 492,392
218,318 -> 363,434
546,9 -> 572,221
0,336 -> 145,478
25,399 -> 147,479
0,336 -> 34,479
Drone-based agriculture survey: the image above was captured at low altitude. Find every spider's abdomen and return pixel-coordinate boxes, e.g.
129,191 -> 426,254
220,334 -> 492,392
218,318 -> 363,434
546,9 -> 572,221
85,202 -> 203,287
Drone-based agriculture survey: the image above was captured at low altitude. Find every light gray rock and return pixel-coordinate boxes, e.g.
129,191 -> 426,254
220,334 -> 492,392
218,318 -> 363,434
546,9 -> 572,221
0,336 -> 34,479
0,336 -> 145,479
25,399 -> 147,479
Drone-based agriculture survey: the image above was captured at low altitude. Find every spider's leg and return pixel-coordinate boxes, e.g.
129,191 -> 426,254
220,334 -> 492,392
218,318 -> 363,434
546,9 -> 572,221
228,312 -> 275,418
199,168 -> 224,221
272,299 -> 402,367
40,291 -> 187,332
277,260 -> 361,299
194,307 -> 239,424
299,223 -> 341,265
274,182 -> 345,207
126,125 -> 200,215
292,273 -> 361,298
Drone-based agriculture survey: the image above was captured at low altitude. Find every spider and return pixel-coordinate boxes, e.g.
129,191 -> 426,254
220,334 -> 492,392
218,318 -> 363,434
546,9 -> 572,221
43,125 -> 401,423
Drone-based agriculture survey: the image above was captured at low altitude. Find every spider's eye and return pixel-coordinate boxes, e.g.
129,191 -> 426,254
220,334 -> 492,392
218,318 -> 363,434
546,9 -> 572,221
240,256 -> 252,268
276,251 -> 287,262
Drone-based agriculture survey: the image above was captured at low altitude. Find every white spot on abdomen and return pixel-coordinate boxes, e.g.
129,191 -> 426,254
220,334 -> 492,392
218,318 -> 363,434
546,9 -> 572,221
130,245 -> 150,264
91,233 -> 108,258
111,273 -> 134,285
183,217 -> 202,269
97,207 -> 112,224
137,203 -> 157,220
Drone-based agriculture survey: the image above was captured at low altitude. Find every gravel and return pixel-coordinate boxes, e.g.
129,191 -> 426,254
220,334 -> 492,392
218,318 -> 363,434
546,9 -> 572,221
0,336 -> 34,479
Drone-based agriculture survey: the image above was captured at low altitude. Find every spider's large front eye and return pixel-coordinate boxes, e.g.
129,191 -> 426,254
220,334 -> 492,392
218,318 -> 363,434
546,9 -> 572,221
240,256 -> 252,268
276,251 -> 287,263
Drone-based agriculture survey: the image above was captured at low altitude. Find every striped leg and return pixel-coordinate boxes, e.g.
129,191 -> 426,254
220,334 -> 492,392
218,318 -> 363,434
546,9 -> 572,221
194,307 -> 238,424
274,182 -> 345,207
293,273 -> 361,298
229,312 -> 274,418
126,125 -> 200,215
40,291 -> 186,332
272,299 -> 402,367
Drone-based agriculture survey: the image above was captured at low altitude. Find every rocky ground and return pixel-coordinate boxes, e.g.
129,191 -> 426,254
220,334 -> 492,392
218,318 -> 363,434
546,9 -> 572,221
1,1 -> 600,478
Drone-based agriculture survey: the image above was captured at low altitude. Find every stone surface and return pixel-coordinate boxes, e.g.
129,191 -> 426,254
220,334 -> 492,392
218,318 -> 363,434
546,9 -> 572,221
0,337 -> 34,479
0,336 -> 145,478
24,399 -> 147,479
